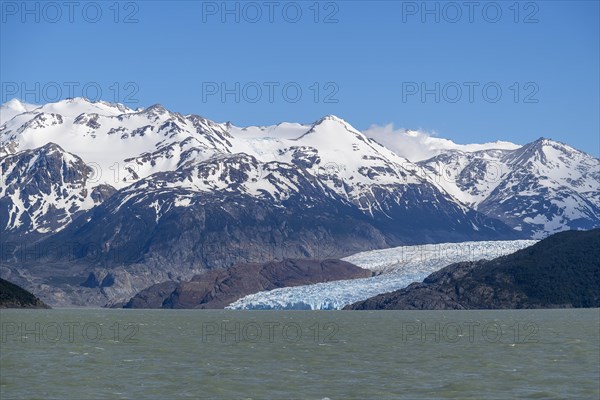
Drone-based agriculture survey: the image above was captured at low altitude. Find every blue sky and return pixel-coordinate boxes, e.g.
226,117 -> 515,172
1,0 -> 598,155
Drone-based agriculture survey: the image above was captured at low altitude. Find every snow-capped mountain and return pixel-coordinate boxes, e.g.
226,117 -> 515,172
0,98 -> 516,245
0,143 -> 115,240
419,139 -> 600,238
0,97 -> 598,306
0,99 -> 228,188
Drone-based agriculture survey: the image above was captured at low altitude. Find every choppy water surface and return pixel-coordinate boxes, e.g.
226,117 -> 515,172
1,309 -> 598,399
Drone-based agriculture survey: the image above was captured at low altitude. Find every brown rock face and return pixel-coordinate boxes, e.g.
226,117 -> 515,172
124,259 -> 372,309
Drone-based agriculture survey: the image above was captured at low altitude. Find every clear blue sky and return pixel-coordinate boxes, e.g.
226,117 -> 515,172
1,0 -> 598,155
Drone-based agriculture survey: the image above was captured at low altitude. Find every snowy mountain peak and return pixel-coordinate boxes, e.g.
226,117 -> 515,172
508,137 -> 585,168
144,104 -> 168,113
32,97 -> 135,118
60,97 -> 91,104
38,141 -> 64,153
316,114 -> 347,124
311,114 -> 355,131
46,97 -> 97,109
296,115 -> 366,144
529,137 -> 570,150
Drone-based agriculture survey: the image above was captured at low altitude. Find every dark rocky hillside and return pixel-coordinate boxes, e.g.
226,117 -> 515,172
0,278 -> 50,309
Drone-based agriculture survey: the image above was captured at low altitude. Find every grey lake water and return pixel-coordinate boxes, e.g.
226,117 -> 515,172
0,309 -> 598,400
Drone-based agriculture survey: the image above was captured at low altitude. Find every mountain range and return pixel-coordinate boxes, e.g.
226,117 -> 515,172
1,98 -> 598,306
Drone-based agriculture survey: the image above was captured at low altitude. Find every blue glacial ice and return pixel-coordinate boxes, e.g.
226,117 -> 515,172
227,240 -> 538,310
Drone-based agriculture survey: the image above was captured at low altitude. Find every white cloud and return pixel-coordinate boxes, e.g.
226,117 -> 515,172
0,98 -> 39,125
363,123 -> 521,162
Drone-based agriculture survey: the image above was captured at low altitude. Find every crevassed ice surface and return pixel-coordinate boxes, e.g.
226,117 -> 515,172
227,240 -> 538,310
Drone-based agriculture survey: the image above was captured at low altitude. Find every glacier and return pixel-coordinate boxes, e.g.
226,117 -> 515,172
227,239 -> 538,310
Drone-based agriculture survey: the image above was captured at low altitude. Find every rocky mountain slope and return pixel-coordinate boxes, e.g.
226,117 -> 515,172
345,229 -> 600,310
